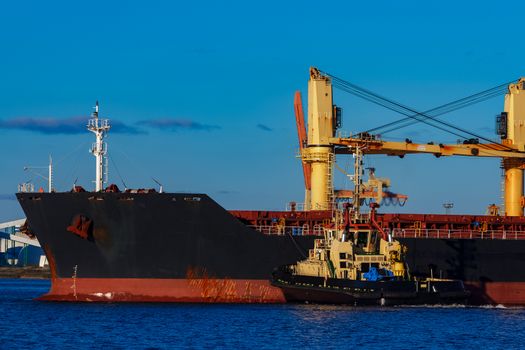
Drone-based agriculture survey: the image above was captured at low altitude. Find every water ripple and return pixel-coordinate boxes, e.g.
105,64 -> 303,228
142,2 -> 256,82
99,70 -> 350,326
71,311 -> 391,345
1,279 -> 525,349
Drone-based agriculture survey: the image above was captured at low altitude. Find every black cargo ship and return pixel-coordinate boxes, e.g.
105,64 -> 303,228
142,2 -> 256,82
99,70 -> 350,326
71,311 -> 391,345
16,70 -> 525,305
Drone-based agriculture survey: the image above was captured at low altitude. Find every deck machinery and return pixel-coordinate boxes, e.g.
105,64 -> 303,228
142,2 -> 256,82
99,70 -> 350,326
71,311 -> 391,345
297,68 -> 525,216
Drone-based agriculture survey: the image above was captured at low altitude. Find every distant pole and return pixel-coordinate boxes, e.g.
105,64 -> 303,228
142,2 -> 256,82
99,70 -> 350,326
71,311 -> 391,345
443,202 -> 454,215
48,155 -> 53,193
23,159 -> 52,193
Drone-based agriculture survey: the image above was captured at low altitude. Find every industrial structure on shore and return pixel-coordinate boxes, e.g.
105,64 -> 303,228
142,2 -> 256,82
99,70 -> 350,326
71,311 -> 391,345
0,219 -> 46,267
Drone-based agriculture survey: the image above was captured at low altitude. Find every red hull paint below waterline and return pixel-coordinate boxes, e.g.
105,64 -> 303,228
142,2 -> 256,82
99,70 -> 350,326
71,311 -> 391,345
37,279 -> 525,305
466,282 -> 525,306
38,278 -> 287,303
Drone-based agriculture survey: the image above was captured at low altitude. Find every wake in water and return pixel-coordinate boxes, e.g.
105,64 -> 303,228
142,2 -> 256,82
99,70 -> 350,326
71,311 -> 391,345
290,302 -> 525,310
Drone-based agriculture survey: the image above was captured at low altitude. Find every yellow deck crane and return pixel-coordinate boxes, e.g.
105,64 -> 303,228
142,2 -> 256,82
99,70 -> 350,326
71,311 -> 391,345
295,68 -> 525,216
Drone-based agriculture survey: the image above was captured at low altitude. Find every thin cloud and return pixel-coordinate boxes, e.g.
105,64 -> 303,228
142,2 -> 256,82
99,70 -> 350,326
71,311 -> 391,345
257,124 -> 273,132
110,120 -> 146,134
216,190 -> 238,195
137,119 -> 221,131
0,194 -> 16,201
0,117 -> 144,135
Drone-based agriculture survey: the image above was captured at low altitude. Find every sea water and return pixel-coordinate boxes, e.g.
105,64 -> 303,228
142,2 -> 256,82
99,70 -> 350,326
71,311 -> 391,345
1,279 -> 524,349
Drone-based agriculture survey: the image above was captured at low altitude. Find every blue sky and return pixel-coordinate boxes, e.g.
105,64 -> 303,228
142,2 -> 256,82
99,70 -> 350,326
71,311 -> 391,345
1,0 -> 524,221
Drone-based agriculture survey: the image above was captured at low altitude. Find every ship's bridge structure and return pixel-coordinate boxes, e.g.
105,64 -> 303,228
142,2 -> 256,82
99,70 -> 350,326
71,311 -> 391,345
295,68 -> 525,216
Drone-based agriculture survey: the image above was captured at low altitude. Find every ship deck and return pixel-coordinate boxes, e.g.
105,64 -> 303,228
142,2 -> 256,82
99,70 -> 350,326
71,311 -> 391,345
230,210 -> 525,240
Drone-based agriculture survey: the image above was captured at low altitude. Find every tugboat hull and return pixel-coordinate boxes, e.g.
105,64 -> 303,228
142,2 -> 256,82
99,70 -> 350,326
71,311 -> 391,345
272,270 -> 470,306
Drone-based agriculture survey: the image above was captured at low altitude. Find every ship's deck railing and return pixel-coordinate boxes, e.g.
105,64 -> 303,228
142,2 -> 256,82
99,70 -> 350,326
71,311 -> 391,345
249,225 -> 525,240
285,202 -> 306,211
248,225 -> 324,236
389,228 -> 525,240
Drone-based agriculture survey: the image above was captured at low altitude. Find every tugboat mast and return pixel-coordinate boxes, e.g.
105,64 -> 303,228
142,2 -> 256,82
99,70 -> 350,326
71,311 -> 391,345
352,146 -> 364,220
87,101 -> 110,192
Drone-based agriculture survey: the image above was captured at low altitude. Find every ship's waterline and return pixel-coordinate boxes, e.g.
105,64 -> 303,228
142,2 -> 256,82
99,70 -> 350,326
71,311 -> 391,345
40,278 -> 286,303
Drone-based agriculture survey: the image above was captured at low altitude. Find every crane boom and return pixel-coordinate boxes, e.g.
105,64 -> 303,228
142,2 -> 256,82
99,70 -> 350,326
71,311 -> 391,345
330,137 -> 525,159
294,91 -> 312,191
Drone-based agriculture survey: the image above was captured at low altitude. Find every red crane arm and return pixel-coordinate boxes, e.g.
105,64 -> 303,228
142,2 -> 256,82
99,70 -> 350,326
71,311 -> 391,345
294,91 -> 311,191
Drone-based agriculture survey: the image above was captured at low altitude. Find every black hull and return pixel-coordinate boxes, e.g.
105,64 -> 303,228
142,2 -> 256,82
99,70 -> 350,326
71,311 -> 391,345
17,193 -> 315,280
398,238 -> 525,304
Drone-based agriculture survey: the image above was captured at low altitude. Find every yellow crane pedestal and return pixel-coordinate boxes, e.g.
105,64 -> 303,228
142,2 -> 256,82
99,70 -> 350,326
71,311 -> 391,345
502,79 -> 525,216
302,146 -> 333,210
504,165 -> 523,216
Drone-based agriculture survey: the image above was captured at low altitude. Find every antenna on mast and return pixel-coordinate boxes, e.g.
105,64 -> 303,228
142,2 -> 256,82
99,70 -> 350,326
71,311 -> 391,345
21,155 -> 54,193
152,177 -> 163,193
87,101 -> 111,192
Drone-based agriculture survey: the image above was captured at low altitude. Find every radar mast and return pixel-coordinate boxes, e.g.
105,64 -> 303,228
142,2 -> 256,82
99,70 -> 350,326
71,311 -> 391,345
87,101 -> 110,192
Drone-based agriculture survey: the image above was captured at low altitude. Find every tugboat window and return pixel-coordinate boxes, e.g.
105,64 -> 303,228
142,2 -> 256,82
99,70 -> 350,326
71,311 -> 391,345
370,232 -> 378,246
357,231 -> 368,247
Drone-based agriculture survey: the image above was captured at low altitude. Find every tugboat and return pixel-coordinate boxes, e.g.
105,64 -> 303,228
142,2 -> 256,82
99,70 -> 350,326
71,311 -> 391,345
271,202 -> 470,306
271,141 -> 470,306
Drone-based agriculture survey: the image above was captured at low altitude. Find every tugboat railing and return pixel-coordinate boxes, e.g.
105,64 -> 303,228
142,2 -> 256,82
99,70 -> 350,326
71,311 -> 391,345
248,225 -> 324,236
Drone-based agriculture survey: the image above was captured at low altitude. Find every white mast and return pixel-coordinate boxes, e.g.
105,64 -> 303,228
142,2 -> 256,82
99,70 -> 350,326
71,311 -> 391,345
352,146 -> 364,220
87,101 -> 111,192
48,155 -> 53,193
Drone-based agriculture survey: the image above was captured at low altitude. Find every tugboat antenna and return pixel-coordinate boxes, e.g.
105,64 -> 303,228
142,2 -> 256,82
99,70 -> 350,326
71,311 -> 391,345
87,101 -> 110,192
352,146 -> 364,220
